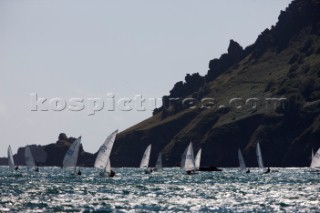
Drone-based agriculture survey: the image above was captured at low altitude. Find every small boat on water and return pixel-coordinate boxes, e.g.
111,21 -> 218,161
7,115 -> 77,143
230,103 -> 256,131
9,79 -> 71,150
193,147 -> 222,172
8,145 -> 18,172
181,142 -> 196,175
94,130 -> 118,177
140,144 -> 152,174
153,153 -> 163,172
25,146 -> 39,172
310,147 -> 320,171
63,136 -> 82,175
256,141 -> 270,174
238,149 -> 250,173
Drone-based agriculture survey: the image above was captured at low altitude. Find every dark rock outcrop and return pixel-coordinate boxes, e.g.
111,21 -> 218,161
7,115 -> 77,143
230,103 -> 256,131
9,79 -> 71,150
206,39 -> 245,82
0,133 -> 96,167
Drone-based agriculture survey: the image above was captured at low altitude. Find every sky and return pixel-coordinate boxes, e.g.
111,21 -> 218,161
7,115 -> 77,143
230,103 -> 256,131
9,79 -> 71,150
0,0 -> 292,157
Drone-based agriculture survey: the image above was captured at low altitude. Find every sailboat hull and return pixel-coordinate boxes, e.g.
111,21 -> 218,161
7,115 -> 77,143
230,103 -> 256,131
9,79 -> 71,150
144,169 -> 153,174
310,167 -> 320,172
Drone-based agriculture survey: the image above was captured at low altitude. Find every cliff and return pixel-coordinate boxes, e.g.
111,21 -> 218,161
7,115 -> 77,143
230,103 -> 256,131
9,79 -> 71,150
111,0 -> 320,167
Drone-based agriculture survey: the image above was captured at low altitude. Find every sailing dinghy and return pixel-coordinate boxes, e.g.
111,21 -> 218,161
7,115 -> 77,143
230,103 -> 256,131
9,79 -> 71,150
154,153 -> 163,172
256,142 -> 269,174
94,130 -> 118,177
140,144 -> 152,174
8,145 -> 18,171
63,136 -> 82,175
181,142 -> 196,174
310,148 -> 320,171
238,149 -> 250,173
25,146 -> 39,172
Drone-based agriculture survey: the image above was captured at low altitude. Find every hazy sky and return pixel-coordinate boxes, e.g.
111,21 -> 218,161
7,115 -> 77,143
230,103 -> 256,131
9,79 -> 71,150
0,0 -> 292,157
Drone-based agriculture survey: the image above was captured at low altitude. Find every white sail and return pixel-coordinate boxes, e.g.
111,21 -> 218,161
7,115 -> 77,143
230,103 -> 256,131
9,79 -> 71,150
155,153 -> 162,171
184,142 -> 195,172
25,146 -> 36,170
238,149 -> 246,171
195,148 -> 202,170
105,158 -> 111,173
140,144 -> 152,168
256,142 -> 265,169
7,145 -> 15,171
310,148 -> 320,170
94,130 -> 118,170
181,145 -> 188,169
63,137 -> 81,171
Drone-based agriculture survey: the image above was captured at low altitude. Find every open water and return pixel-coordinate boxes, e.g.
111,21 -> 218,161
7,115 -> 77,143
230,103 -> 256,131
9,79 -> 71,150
0,167 -> 319,212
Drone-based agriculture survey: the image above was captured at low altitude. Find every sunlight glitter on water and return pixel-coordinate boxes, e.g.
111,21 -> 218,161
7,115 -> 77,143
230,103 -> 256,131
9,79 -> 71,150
0,167 -> 320,212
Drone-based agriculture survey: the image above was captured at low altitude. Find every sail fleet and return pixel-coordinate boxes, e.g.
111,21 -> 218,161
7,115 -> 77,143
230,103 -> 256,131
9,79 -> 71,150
5,134 -> 318,175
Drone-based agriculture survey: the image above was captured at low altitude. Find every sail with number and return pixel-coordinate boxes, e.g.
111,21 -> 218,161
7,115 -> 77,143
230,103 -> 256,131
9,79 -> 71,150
155,153 -> 162,171
184,142 -> 195,172
25,146 -> 37,171
195,148 -> 202,170
310,148 -> 320,170
7,145 -> 15,171
140,144 -> 152,168
238,149 -> 246,172
63,137 -> 81,172
256,142 -> 265,170
94,130 -> 118,170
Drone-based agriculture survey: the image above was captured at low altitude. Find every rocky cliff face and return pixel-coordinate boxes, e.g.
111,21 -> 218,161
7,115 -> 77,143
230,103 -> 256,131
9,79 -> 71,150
111,0 -> 320,167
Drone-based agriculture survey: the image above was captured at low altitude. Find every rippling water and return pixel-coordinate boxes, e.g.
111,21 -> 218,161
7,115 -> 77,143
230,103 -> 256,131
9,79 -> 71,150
0,167 -> 319,212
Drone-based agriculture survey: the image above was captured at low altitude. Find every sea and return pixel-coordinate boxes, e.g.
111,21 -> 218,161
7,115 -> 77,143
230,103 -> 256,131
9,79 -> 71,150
0,167 -> 319,212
